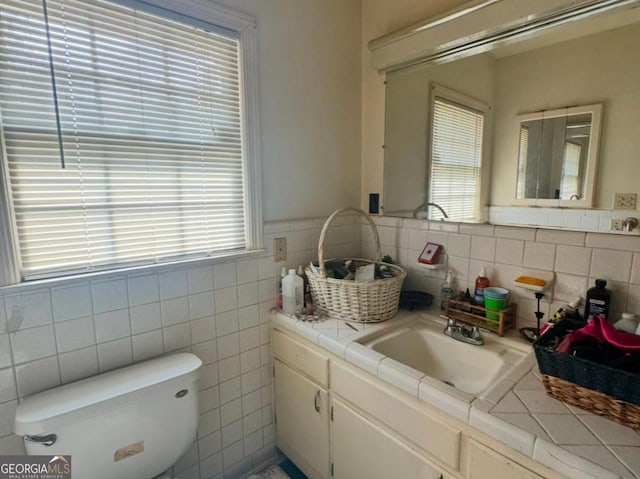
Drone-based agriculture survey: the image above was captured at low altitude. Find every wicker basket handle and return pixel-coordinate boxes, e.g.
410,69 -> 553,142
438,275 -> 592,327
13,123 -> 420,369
318,207 -> 382,279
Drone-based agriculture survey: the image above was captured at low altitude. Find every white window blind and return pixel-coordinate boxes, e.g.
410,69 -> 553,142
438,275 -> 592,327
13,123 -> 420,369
560,142 -> 581,199
430,96 -> 485,221
517,127 -> 529,198
0,0 -> 250,279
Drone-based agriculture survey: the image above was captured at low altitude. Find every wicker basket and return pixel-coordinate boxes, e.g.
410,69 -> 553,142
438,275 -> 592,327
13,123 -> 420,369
534,319 -> 640,432
541,375 -> 640,432
305,208 -> 406,323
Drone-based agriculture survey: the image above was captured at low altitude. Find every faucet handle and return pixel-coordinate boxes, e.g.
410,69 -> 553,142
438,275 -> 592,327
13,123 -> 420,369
440,315 -> 457,329
471,326 -> 484,344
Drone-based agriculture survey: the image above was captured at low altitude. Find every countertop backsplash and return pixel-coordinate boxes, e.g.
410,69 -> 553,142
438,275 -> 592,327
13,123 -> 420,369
361,216 -> 640,331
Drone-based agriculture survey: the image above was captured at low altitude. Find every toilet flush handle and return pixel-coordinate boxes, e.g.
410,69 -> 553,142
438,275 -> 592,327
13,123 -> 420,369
24,434 -> 57,446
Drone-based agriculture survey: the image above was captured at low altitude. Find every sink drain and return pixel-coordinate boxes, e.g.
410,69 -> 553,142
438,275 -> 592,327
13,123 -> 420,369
442,380 -> 455,388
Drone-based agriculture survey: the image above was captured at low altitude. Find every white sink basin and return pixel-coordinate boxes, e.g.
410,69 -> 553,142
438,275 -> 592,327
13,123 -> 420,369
360,316 -> 526,396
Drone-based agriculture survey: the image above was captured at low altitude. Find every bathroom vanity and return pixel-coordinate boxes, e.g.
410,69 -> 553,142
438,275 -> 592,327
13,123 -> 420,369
271,311 -> 640,479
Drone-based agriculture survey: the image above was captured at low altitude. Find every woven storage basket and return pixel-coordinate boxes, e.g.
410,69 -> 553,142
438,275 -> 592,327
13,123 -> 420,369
305,207 -> 406,323
534,319 -> 640,432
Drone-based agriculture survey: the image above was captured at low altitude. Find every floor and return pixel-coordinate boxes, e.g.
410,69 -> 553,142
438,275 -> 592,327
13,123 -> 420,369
278,460 -> 307,479
249,459 -> 307,479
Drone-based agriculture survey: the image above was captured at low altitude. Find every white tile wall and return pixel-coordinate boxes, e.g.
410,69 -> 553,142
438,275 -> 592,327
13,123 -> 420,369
364,216 -> 640,329
11,211 -> 637,476
0,215 -> 360,479
489,206 -> 640,234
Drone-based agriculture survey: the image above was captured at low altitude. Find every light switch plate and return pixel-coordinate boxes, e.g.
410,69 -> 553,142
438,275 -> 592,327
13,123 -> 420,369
613,193 -> 637,210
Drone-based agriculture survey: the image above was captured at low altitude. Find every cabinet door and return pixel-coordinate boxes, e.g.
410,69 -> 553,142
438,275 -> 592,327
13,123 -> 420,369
274,360 -> 330,479
332,399 -> 453,479
466,439 -> 543,479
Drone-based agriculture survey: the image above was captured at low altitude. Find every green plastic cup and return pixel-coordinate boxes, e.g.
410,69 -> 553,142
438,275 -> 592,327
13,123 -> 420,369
484,296 -> 508,322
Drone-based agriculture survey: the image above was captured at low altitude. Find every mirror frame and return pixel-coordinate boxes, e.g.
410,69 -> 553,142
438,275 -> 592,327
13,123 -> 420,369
512,103 -> 602,208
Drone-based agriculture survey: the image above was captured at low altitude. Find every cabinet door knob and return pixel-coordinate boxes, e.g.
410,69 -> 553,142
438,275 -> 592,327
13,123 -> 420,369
314,390 -> 321,413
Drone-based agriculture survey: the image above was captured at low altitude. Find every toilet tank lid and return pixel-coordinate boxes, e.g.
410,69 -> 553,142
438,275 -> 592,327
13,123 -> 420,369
15,353 -> 202,432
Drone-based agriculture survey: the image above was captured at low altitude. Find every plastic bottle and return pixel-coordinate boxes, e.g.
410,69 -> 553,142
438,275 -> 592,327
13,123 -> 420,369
614,312 -> 638,334
277,267 -> 286,310
474,267 -> 490,305
297,265 -> 309,306
282,269 -> 304,315
584,279 -> 612,322
440,270 -> 456,310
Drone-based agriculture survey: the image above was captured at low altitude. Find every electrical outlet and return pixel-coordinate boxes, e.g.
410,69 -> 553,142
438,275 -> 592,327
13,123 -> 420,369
274,237 -> 287,262
613,193 -> 637,210
610,219 -> 623,231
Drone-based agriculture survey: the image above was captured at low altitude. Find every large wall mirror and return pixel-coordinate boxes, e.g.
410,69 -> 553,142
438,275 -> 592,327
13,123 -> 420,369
382,2 -> 640,227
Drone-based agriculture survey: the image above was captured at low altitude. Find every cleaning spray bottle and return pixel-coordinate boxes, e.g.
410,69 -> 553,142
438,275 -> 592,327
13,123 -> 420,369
440,270 -> 456,310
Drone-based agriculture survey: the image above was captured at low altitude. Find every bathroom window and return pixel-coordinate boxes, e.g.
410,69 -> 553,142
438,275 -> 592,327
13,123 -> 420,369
560,142 -> 581,199
429,85 -> 489,222
0,0 -> 261,282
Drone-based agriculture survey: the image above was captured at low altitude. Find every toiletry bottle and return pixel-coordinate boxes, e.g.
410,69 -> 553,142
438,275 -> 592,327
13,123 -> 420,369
304,289 -> 313,315
440,270 -> 456,310
584,279 -> 612,322
277,267 -> 286,309
474,267 -> 490,305
614,312 -> 638,334
297,265 -> 308,306
282,269 -> 304,315
461,288 -> 472,312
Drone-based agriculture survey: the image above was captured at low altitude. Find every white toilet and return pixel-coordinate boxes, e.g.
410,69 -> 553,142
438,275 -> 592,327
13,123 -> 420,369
14,353 -> 202,479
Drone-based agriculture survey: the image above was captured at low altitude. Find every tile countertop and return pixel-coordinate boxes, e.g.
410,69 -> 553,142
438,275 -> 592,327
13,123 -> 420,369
271,309 -> 640,479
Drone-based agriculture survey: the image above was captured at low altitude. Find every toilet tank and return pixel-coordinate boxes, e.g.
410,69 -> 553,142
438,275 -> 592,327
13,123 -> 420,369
15,353 -> 202,479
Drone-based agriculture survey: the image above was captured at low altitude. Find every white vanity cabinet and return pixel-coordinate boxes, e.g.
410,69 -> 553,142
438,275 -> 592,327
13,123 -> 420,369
273,330 -> 330,479
332,398 -> 453,479
464,439 -> 543,479
272,326 -> 564,479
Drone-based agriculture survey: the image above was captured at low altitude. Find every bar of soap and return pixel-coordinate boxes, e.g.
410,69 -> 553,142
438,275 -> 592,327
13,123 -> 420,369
515,276 -> 547,287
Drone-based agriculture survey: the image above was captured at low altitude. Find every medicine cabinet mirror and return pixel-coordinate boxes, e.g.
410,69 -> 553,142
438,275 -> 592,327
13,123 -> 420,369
515,104 -> 602,208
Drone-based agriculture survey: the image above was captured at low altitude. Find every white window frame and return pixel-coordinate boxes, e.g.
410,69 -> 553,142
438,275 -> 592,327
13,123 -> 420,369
427,84 -> 490,223
0,0 -> 262,286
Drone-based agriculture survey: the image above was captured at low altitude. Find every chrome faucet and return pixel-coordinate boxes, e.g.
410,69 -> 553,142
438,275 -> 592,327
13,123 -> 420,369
413,202 -> 449,220
442,316 -> 484,346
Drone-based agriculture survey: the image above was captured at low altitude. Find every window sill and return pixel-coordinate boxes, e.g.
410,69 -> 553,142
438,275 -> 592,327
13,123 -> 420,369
0,248 -> 267,294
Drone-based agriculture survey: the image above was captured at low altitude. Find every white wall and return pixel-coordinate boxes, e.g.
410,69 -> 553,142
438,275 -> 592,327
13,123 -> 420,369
215,0 -> 363,222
